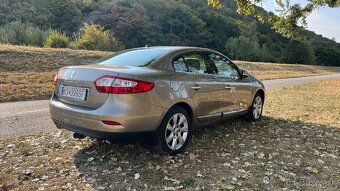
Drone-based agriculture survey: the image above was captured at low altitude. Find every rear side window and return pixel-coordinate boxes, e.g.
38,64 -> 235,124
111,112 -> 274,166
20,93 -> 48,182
96,49 -> 169,67
173,53 -> 217,74
173,57 -> 187,72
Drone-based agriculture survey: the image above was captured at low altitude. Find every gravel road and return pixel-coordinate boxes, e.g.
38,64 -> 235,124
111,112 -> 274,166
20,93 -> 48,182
1,73 -> 339,138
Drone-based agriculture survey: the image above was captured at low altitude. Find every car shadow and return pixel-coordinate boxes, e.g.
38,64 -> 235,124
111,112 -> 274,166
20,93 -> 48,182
73,116 -> 340,190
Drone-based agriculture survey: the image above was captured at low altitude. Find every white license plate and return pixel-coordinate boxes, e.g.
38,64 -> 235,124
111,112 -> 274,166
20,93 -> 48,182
60,86 -> 88,101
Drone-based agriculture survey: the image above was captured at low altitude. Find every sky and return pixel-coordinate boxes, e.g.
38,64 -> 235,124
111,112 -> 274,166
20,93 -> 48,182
260,0 -> 340,42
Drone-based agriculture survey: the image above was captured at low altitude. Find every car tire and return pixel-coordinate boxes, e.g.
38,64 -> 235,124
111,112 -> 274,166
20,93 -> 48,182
244,93 -> 264,121
153,106 -> 192,155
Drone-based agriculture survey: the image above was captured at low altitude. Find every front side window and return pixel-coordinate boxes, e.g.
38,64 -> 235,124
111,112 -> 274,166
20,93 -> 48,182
209,53 -> 240,79
96,48 -> 169,67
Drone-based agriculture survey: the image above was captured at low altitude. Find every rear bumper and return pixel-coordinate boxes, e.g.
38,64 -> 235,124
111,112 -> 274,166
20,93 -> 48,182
49,94 -> 166,135
53,120 -> 154,142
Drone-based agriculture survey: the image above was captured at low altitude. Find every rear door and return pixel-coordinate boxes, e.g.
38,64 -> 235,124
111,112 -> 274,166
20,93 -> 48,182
172,52 -> 225,122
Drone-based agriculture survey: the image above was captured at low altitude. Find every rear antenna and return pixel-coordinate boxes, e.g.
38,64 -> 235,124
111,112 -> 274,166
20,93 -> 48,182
145,44 -> 151,48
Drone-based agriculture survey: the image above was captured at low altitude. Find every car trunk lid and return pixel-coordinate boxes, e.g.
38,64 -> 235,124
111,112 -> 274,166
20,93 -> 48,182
55,65 -> 122,109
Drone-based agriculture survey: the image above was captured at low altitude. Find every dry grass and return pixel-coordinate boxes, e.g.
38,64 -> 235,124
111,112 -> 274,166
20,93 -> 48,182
0,44 -> 111,102
0,44 -> 339,102
0,72 -> 54,102
0,79 -> 339,190
264,78 -> 340,128
0,44 -> 111,72
236,61 -> 340,80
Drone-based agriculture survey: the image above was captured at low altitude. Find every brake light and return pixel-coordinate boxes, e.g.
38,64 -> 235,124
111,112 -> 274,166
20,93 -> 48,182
94,76 -> 155,94
53,71 -> 59,86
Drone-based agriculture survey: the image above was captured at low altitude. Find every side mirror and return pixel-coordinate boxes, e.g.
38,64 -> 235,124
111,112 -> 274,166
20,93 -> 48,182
241,69 -> 248,78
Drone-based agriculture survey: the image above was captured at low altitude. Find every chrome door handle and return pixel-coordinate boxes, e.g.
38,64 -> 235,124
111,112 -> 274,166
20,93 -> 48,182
191,86 -> 201,90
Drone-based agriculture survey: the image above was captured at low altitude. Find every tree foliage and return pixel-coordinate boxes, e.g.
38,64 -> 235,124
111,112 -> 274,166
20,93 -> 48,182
0,0 -> 83,34
208,0 -> 340,38
0,0 -> 339,66
226,22 -> 261,60
0,21 -> 48,46
282,40 -> 315,65
71,23 -> 123,51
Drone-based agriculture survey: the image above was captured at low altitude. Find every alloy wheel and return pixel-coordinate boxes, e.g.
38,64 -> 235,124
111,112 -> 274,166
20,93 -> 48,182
164,113 -> 189,150
252,96 -> 263,120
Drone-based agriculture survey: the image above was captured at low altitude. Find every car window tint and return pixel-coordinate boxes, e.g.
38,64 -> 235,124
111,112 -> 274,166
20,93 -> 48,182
173,57 -> 187,72
209,53 -> 240,79
96,48 -> 169,67
173,53 -> 219,75
185,57 -> 203,73
183,53 -> 216,74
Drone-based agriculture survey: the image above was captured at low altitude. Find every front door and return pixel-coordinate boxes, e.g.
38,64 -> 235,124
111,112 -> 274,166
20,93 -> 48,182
208,53 -> 251,113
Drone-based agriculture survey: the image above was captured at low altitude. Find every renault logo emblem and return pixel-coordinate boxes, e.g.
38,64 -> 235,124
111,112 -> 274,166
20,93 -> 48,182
70,70 -> 76,78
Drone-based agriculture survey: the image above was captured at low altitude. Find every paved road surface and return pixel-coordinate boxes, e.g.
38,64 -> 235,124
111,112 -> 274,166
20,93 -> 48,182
0,100 -> 54,138
263,73 -> 340,90
1,73 -> 340,138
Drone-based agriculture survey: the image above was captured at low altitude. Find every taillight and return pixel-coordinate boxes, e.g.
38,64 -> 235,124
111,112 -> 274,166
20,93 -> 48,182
53,71 -> 59,87
94,75 -> 116,93
94,76 -> 155,94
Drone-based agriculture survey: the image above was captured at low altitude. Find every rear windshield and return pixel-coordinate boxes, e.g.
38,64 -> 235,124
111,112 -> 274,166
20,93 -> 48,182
96,48 -> 169,67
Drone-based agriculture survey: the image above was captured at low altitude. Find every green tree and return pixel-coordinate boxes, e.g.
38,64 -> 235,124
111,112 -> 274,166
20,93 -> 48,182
282,40 -> 315,65
0,0 -> 83,34
208,0 -> 340,38
308,33 -> 340,66
71,23 -> 124,51
89,1 -> 167,48
0,0 -> 339,66
0,21 -> 47,46
225,22 -> 261,61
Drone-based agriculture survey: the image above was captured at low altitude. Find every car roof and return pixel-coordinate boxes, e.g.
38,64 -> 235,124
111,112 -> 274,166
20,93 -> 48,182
133,46 -> 223,70
126,46 -> 213,52
114,46 -> 225,71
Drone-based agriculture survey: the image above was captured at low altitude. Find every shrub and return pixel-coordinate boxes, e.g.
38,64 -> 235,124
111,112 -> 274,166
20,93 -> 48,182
71,23 -> 124,51
44,31 -> 69,48
0,21 -> 47,46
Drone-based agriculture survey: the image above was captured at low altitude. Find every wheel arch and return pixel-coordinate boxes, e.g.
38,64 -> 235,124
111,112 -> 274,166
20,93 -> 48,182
169,102 -> 194,122
256,89 -> 265,101
157,101 -> 195,133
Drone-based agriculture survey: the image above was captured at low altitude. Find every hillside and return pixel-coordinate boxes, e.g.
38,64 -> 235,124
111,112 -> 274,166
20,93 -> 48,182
0,0 -> 340,66
1,44 -> 339,102
0,44 -> 111,72
0,45 -> 109,102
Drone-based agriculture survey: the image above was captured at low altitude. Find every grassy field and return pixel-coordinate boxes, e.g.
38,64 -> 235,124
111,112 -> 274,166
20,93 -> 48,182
266,78 -> 340,128
0,44 -> 111,102
0,44 -> 110,72
236,61 -> 340,80
0,79 -> 339,190
1,44 -> 340,102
